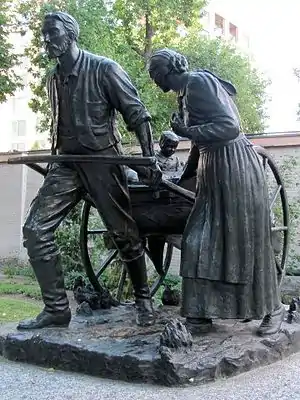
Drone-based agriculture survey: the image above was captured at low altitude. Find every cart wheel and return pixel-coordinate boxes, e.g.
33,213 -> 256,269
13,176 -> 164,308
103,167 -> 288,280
254,145 -> 290,286
80,200 -> 174,303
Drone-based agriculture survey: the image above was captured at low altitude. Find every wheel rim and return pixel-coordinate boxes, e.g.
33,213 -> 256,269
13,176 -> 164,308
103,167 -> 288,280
254,145 -> 290,286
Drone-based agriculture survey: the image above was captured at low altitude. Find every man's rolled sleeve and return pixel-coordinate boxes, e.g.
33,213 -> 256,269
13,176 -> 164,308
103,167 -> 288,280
103,62 -> 151,131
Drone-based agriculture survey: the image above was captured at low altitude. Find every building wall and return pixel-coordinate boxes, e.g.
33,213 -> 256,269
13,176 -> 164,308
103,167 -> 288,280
0,163 -> 23,260
200,0 -> 251,55
0,31 -> 46,153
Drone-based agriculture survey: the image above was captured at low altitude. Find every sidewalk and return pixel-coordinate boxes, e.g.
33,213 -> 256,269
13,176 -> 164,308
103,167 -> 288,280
1,352 -> 300,400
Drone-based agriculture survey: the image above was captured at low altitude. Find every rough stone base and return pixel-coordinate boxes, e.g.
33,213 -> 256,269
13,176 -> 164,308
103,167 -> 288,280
1,305 -> 300,386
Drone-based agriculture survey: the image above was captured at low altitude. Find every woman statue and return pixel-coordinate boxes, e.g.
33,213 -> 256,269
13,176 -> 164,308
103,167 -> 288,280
148,48 -> 284,336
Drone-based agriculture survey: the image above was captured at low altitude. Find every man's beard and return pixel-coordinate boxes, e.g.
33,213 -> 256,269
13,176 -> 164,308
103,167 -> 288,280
46,37 -> 72,59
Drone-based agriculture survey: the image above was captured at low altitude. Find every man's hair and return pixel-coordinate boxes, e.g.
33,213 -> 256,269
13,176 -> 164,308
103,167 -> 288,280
44,11 -> 80,41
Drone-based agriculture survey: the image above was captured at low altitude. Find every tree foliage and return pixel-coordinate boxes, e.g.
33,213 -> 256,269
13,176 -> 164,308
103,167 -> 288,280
18,0 -> 269,143
178,36 -> 270,133
293,68 -> 300,121
112,0 -> 206,61
0,1 -> 23,103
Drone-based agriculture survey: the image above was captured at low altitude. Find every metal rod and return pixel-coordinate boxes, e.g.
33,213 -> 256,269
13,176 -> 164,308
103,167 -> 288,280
7,154 -> 157,166
5,155 -> 195,202
160,179 -> 195,203
87,229 -> 107,234
27,163 -> 48,177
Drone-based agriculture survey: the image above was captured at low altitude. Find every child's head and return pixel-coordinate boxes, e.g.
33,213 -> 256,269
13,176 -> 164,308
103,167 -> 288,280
159,131 -> 179,157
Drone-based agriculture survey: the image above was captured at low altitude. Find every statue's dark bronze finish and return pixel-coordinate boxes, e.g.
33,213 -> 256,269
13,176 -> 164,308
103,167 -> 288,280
155,131 -> 184,182
126,130 -> 183,183
9,154 -> 195,202
149,48 -> 285,336
17,11 -> 162,331
8,154 -> 157,166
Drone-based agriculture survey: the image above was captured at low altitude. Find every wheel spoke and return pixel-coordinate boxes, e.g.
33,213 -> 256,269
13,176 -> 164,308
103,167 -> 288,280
116,266 -> 127,303
269,185 -> 282,210
271,226 -> 288,232
254,145 -> 290,287
275,258 -> 283,275
262,156 -> 268,170
87,228 -> 107,235
145,247 -> 153,262
95,249 -> 118,278
145,246 -> 165,275
82,194 -> 175,302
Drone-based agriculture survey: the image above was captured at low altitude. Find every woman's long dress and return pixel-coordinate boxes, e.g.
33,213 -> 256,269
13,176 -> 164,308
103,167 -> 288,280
179,70 -> 280,320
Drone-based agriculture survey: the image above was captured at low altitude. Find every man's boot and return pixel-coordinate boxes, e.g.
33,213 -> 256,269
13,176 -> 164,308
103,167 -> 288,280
125,254 -> 156,327
17,256 -> 71,330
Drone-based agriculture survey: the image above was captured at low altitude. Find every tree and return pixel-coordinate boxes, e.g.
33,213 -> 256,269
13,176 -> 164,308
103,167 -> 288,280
0,1 -> 23,102
20,0 -> 269,141
19,0 -> 206,141
110,0 -> 207,140
112,0 -> 206,62
18,0 -> 114,135
177,36 -> 270,133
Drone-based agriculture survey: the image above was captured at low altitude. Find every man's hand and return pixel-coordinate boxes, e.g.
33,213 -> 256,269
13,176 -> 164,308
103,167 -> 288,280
135,162 -> 162,190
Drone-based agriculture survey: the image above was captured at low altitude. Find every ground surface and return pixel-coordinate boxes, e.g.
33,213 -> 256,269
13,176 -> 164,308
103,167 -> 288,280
1,351 -> 300,400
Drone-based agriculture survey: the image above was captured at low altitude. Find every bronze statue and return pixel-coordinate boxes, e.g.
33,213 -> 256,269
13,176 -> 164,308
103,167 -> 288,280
17,11 -> 161,330
155,131 -> 184,182
148,48 -> 285,336
126,130 -> 183,183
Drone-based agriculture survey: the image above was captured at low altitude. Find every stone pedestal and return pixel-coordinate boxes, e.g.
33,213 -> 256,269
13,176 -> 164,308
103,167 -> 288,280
1,305 -> 300,386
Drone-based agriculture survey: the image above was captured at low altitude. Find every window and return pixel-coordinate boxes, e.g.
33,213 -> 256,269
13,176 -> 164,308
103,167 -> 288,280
229,23 -> 238,42
214,14 -> 225,36
11,143 -> 26,151
12,120 -> 27,137
11,97 -> 28,115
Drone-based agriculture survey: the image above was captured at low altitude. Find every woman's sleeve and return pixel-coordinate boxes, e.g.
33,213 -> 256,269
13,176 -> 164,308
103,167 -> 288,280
183,73 -> 240,143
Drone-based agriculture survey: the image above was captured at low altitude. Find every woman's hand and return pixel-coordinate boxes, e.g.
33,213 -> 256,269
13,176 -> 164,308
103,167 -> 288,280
170,112 -> 187,137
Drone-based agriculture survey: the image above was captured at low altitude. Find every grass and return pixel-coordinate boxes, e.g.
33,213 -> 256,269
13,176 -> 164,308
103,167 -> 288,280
0,281 -> 42,300
0,297 -> 42,323
0,264 -> 43,322
2,263 -> 35,279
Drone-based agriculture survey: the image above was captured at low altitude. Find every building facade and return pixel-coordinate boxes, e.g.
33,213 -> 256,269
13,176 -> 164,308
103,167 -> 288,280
0,31 -> 47,153
200,0 -> 251,55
